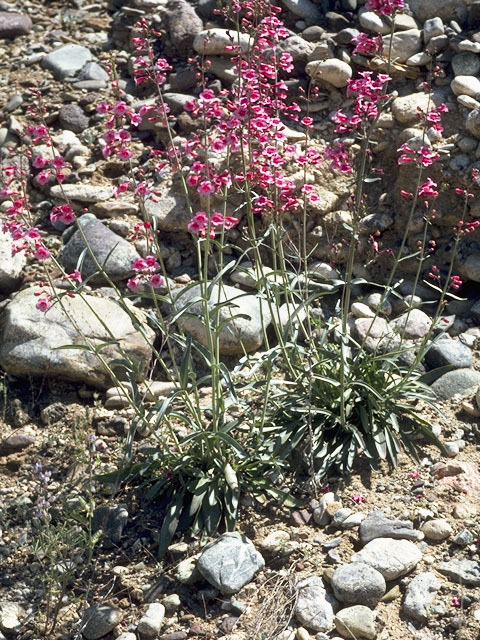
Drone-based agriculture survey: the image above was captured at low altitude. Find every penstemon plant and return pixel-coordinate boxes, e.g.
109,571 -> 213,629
1,0 -> 469,555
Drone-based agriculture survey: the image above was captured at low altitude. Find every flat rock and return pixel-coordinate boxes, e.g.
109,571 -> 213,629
432,460 -> 480,493
175,283 -> 271,355
42,44 -> 94,80
193,29 -> 252,55
437,559 -> 480,586
0,229 -> 26,293
431,368 -> 480,400
166,0 -> 203,56
58,215 -> 140,284
334,605 -> 376,640
50,184 -> 112,203
0,12 -> 32,38
294,576 -> 336,632
351,538 -> 422,580
197,533 -> 264,595
0,287 -> 154,389
359,512 -> 423,544
0,432 -> 35,455
403,572 -> 439,622
0,601 -> 25,634
81,604 -> 123,640
331,562 -> 386,607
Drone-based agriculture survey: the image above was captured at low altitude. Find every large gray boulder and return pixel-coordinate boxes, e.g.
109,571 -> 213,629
0,287 -> 154,389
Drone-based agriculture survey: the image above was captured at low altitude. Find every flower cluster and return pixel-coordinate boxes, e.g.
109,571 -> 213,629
397,143 -> 440,168
188,211 -> 239,238
352,33 -> 383,56
127,255 -> 164,292
333,72 -> 391,133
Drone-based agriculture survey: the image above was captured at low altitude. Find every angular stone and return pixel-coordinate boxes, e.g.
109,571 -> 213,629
81,605 -> 123,640
294,576 -> 336,633
423,17 -> 444,44
403,572 -> 439,622
335,605 -> 376,640
331,562 -> 386,607
351,538 -> 422,580
58,103 -> 89,133
175,283 -> 271,355
424,337 -> 472,369
0,287 -> 154,389
58,215 -> 140,284
437,559 -> 480,586
432,460 -> 480,493
42,44 -> 94,80
197,533 -> 264,595
359,512 -> 423,545
0,601 -> 25,634
137,603 -> 165,638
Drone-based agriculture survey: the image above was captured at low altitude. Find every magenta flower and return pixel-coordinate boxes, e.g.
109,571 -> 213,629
365,0 -> 405,15
352,33 -> 383,55
418,178 -> 438,198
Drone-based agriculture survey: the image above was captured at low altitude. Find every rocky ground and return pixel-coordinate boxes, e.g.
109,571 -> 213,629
2,0 -> 480,639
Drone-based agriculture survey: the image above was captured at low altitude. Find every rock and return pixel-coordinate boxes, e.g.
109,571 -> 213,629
466,107 -> 480,138
161,594 -> 180,614
406,52 -> 432,66
364,293 -> 392,317
334,605 -> 376,640
42,44 -> 94,80
451,75 -> 480,98
359,512 -> 424,545
294,576 -> 336,633
423,17 -> 444,44
390,309 -> 431,339
421,519 -> 453,541
0,287 -> 153,389
0,12 -> 32,38
452,529 -> 474,546
0,601 -> 25,634
77,61 -> 109,82
305,59 -> 352,87
432,460 -> 480,493
331,562 -> 386,607
137,603 -> 165,638
452,52 -> 480,76
424,337 -> 472,369
193,29 -> 252,55
281,0 -> 324,24
391,92 -> 433,124
459,38 -> 480,52
175,555 -> 202,584
332,508 -> 352,526
166,0 -> 203,56
260,530 -> 291,553
309,262 -> 340,279
437,559 -> 480,586
431,369 -> 480,400
403,572 -> 439,622
143,192 -> 190,232
358,10 -> 390,34
0,432 -> 35,455
50,184 -> 112,203
313,492 -> 342,526
92,505 -> 128,544
81,604 -> 123,640
0,229 -> 26,293
58,103 -> 89,133
407,0 -> 467,23
353,317 -> 396,352
175,283 -> 270,355
277,36 -> 315,64
351,538 -> 422,581
41,402 -> 66,425
382,30 -> 422,64
197,533 -> 264,595
59,215 -> 140,284
351,302 -> 374,318
163,92 -> 196,114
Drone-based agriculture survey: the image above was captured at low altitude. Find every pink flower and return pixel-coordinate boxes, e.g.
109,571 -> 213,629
36,295 -> 52,312
35,170 -> 52,185
50,204 -> 76,226
148,274 -> 164,288
197,180 -> 215,196
50,156 -> 65,169
418,178 -> 438,198
351,495 -> 365,504
408,471 -> 420,479
66,270 -> 82,283
96,101 -> 111,114
365,0 -> 404,15
34,244 -> 51,261
32,155 -> 49,169
112,101 -> 130,117
116,147 -> 133,161
352,33 -> 383,55
127,276 -> 141,292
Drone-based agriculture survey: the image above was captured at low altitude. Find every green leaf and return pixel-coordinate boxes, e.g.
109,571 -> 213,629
157,489 -> 186,559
